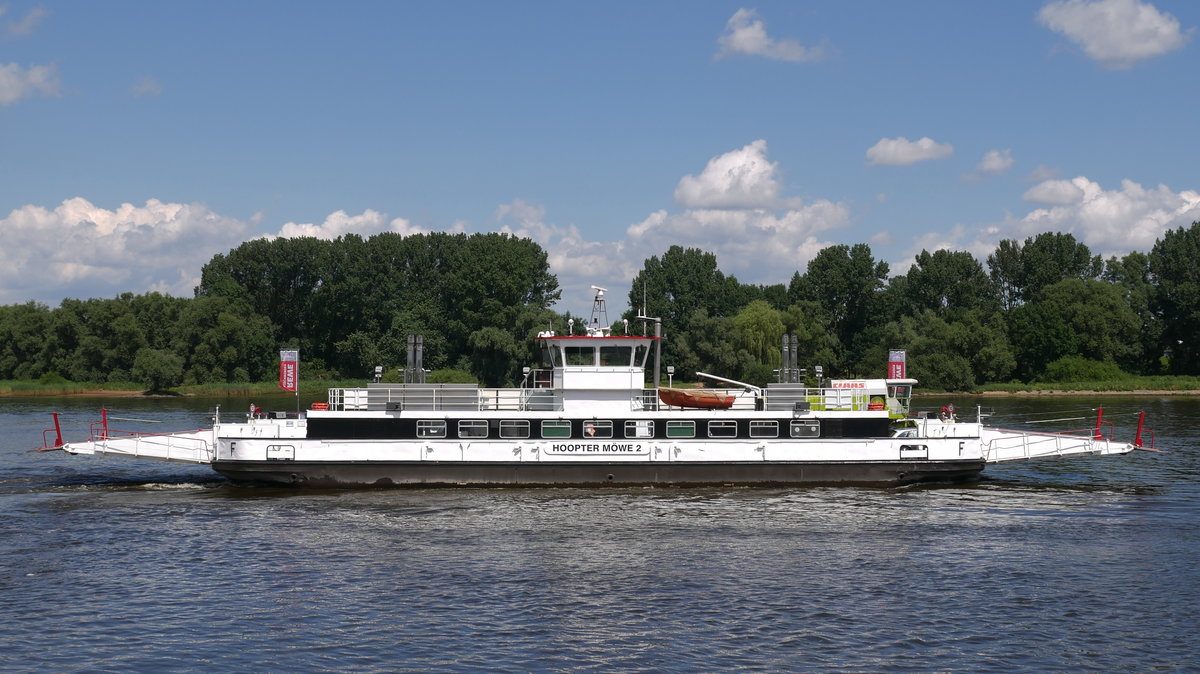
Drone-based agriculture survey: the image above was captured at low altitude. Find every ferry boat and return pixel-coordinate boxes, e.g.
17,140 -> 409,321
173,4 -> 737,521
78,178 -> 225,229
39,288 -> 1153,488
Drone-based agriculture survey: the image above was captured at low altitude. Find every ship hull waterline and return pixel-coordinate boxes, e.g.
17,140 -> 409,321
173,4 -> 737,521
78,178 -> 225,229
211,458 -> 987,488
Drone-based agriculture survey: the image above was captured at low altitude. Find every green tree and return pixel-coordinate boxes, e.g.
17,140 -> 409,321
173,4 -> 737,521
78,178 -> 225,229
1150,221 -> 1200,373
468,326 -> 524,387
627,246 -> 740,329
627,246 -> 747,372
986,232 -> 1101,307
732,300 -> 785,383
1039,279 -> 1141,369
667,308 -> 750,382
132,348 -> 184,391
1103,251 -> 1159,374
0,302 -> 52,380
893,249 -> 998,317
1008,302 -> 1079,381
197,232 -> 561,379
878,310 -> 1013,390
780,301 -> 841,376
789,243 -> 888,367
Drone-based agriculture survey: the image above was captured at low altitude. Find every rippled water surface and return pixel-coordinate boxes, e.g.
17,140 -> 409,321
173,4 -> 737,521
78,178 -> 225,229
2,396 -> 1197,671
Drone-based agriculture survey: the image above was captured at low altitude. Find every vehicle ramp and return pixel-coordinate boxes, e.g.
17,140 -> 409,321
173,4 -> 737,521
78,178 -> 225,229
40,410 -> 214,465
980,407 -> 1153,464
981,427 -> 1135,464
59,429 -> 215,464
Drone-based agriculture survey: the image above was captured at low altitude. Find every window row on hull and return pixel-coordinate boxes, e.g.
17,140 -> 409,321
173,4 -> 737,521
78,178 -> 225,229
304,417 -> 892,442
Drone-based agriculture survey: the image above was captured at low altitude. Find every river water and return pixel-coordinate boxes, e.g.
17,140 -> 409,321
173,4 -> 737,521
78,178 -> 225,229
1,395 -> 1197,671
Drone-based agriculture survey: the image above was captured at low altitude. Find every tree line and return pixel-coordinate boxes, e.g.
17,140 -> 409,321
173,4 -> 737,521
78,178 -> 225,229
1,223 -> 1198,391
628,221 -> 1200,390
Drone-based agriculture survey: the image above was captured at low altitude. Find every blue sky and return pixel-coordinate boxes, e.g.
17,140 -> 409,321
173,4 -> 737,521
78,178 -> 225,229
1,0 -> 1197,316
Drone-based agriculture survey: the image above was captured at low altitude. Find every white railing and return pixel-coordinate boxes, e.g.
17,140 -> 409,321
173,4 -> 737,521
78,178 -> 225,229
981,427 -> 1130,463
70,429 -> 215,464
329,386 -> 563,412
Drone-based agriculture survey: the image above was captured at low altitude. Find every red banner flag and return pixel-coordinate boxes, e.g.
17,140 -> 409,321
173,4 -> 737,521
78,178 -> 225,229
887,349 -> 906,379
279,350 -> 298,392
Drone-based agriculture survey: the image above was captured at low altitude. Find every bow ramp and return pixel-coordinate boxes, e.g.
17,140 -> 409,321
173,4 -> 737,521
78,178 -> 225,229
981,427 -> 1135,463
980,408 -> 1151,464
61,429 -> 215,464
42,410 -> 214,464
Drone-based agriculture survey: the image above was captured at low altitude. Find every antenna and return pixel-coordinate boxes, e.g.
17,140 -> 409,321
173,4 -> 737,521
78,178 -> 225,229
588,285 -> 609,336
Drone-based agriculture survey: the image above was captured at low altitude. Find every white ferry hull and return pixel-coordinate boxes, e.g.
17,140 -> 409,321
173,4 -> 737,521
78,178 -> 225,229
211,458 -> 986,488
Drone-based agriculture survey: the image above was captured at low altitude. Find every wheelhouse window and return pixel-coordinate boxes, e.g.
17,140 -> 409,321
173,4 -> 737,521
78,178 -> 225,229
634,344 -> 649,368
790,420 -> 820,438
707,420 -> 738,438
459,420 -> 488,439
666,420 -> 695,438
599,345 -> 630,366
582,420 -> 613,439
417,420 -> 447,438
749,421 -> 778,438
541,420 -> 572,438
499,420 -> 530,439
625,420 -> 654,439
565,346 -> 594,366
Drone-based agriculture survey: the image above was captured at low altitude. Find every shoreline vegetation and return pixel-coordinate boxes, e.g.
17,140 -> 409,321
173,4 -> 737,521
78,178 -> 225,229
4,378 -> 1200,399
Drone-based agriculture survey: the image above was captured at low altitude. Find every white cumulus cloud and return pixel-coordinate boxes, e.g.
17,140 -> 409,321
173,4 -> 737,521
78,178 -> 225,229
1037,0 -> 1193,69
495,199 -> 640,310
977,149 -> 1015,175
494,141 -> 852,315
889,176 -> 1200,276
674,139 -> 795,209
716,8 -> 827,62
627,202 -> 847,278
1018,176 -> 1200,254
272,209 -> 427,240
866,136 -> 954,166
0,198 -> 250,304
1023,178 -> 1086,205
0,62 -> 60,106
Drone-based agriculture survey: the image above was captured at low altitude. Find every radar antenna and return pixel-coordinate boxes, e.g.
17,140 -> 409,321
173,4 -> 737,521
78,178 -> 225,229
588,286 -> 609,336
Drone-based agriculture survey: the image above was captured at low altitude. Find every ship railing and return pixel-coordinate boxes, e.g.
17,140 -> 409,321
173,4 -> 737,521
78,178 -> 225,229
328,385 -> 563,412
636,390 -> 661,411
85,428 -> 214,463
982,426 -> 1107,462
762,386 -> 870,412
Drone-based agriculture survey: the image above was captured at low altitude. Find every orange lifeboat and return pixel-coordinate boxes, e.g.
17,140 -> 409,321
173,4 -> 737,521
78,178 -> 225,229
658,387 -> 735,410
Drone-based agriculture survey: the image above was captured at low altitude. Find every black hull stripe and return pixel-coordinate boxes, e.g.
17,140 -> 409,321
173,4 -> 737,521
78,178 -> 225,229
211,459 -> 986,489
